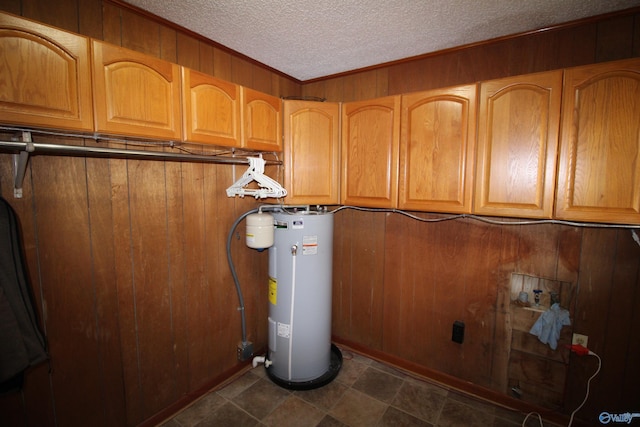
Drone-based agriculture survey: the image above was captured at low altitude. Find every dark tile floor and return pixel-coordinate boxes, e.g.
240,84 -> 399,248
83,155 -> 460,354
158,347 -> 560,427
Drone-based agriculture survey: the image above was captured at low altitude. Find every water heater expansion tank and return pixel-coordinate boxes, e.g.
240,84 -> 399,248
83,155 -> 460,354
245,212 -> 274,249
266,210 -> 341,389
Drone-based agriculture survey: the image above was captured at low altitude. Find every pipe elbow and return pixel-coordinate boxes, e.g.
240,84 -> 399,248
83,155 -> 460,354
252,355 -> 272,368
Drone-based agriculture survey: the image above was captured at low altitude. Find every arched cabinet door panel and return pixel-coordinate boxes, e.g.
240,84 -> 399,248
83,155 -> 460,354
341,95 -> 401,208
399,84 -> 477,213
241,87 -> 282,152
475,70 -> 562,218
555,58 -> 640,225
92,40 -> 182,141
283,100 -> 340,204
0,12 -> 93,131
182,67 -> 240,147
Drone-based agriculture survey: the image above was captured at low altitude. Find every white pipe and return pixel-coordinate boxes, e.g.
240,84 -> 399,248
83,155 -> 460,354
252,356 -> 272,368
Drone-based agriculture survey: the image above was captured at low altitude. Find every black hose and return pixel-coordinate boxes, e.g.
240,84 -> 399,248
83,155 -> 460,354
226,208 -> 259,345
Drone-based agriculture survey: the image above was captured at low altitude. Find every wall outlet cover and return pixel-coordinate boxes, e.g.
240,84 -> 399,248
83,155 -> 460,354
572,333 -> 588,347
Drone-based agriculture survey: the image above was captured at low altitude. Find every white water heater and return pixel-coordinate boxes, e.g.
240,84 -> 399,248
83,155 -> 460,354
265,209 -> 341,389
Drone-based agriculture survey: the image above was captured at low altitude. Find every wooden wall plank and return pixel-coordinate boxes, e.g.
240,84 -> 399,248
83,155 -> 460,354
331,210 -> 349,339
29,146 -> 104,426
126,156 -> 175,421
381,213 -> 417,359
459,220 -> 502,385
213,164 -> 244,371
634,13 -> 640,57
0,0 -> 20,15
78,0 -> 103,39
547,25 -> 597,69
347,210 -> 386,349
283,74 -> 301,98
622,257 -> 640,412
231,56 -> 252,87
596,15 -> 636,62
199,43 -> 214,75
109,155 -> 141,424
596,230 -> 640,413
213,46 -> 232,81
252,66 -> 272,94
323,78 -> 344,102
564,228 -> 617,417
22,0 -> 77,32
515,224 -> 560,279
456,41 -> 511,85
176,32 -> 199,69
429,219 -> 467,374
84,139 -> 127,426
101,2 -> 122,45
181,155 -> 210,388
159,26 -> 177,63
163,157 -> 189,400
301,81 -> 327,100
120,8 -> 160,56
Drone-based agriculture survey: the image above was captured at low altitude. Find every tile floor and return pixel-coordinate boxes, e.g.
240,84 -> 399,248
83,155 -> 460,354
159,347 -> 560,427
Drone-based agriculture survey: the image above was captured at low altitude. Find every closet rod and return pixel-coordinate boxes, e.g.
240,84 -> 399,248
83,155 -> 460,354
0,140 -> 281,165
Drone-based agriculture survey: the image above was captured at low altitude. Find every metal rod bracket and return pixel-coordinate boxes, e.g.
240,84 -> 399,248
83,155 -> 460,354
12,131 -> 33,199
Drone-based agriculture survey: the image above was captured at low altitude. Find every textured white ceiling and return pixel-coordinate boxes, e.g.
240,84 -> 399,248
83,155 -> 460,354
124,0 -> 640,81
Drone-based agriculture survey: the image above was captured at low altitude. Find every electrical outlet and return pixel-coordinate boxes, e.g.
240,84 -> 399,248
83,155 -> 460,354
452,321 -> 465,344
572,333 -> 588,347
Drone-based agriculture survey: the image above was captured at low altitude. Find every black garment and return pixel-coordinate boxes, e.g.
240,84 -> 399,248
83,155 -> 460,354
0,197 -> 47,394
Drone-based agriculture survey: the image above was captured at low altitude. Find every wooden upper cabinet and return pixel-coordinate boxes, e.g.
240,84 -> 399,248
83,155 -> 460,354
241,87 -> 282,151
282,100 -> 340,204
341,95 -> 401,208
555,58 -> 640,224
91,40 -> 182,140
474,70 -> 562,218
0,12 -> 93,131
399,84 -> 477,213
182,67 -> 240,147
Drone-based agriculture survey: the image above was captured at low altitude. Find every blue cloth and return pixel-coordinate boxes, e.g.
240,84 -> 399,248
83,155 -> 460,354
529,303 -> 571,350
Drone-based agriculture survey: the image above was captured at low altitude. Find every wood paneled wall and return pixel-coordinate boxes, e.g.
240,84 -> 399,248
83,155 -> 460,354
1,1 -> 640,426
0,133 -> 274,426
0,0 -> 299,426
315,7 -> 640,426
333,210 -> 640,423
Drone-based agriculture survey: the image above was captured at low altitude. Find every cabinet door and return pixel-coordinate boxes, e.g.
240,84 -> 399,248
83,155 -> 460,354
0,12 -> 93,131
241,87 -> 282,151
475,70 -> 562,218
92,40 -> 182,140
555,58 -> 640,224
399,85 -> 477,213
341,96 -> 401,208
182,67 -> 240,147
283,100 -> 340,204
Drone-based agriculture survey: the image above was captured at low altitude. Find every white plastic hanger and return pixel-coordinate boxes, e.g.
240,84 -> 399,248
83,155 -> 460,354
226,154 -> 287,199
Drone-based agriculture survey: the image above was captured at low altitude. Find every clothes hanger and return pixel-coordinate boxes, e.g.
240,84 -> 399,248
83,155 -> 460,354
226,154 -> 287,199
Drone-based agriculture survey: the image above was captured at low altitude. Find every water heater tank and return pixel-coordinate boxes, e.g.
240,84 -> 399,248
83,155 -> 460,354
266,210 -> 341,389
